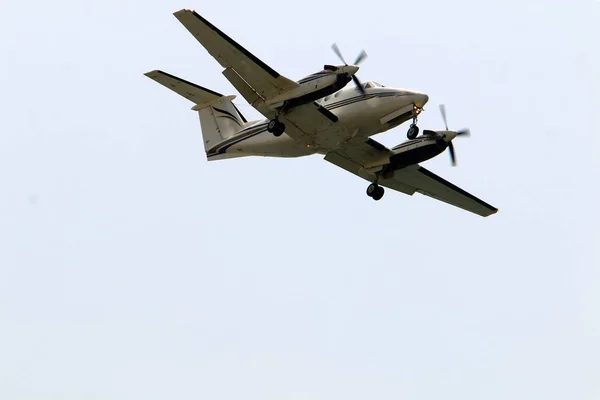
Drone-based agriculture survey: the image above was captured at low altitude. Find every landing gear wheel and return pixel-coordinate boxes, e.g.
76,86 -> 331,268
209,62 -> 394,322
366,183 -> 384,201
366,183 -> 378,197
372,186 -> 384,201
267,119 -> 285,137
407,124 -> 419,140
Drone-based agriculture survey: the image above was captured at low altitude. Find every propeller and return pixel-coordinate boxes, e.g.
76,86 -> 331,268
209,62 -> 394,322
438,104 -> 470,166
440,104 -> 448,130
448,141 -> 457,166
331,43 -> 368,95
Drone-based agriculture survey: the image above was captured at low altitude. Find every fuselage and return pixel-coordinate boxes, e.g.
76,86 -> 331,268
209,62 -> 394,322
206,81 -> 429,159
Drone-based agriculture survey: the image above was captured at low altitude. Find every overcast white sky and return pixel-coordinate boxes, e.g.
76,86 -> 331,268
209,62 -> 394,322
1,1 -> 599,399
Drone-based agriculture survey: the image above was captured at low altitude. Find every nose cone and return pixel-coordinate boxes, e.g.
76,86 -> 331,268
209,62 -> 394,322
443,130 -> 457,142
413,92 -> 429,108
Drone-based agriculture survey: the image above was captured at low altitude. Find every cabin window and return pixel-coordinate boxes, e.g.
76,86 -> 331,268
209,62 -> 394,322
324,96 -> 331,102
334,91 -> 342,97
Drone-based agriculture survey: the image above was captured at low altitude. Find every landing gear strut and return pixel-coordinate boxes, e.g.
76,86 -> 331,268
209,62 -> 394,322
366,182 -> 384,201
267,118 -> 285,137
406,105 -> 421,140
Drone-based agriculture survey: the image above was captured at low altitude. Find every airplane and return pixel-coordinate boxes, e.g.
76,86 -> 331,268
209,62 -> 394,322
145,9 -> 498,217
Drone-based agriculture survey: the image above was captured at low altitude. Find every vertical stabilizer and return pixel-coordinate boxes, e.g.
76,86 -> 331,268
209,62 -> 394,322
144,69 -> 247,151
195,98 -> 246,150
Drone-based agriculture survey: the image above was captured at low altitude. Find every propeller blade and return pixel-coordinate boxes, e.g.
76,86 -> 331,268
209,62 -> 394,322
439,104 -> 448,130
352,75 -> 366,96
457,128 -> 471,137
331,43 -> 347,65
448,141 -> 457,166
354,50 -> 368,65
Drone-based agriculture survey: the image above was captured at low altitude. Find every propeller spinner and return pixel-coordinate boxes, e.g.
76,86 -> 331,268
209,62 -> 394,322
331,43 -> 368,95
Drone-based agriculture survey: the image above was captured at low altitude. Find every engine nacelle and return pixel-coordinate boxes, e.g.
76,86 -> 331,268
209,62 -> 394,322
388,136 -> 447,170
266,64 -> 358,109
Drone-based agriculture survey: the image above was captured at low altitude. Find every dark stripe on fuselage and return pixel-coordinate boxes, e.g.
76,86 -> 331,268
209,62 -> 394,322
208,128 -> 268,156
323,91 -> 400,111
317,105 -> 339,122
324,95 -> 375,110
187,10 -> 281,79
208,92 -> 408,155
297,73 -> 330,84
207,123 -> 269,155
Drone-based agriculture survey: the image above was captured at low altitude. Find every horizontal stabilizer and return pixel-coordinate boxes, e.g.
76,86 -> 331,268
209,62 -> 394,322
144,70 -> 223,105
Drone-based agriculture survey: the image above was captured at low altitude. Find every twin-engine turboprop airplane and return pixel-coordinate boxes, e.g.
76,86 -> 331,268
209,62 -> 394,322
145,9 -> 498,217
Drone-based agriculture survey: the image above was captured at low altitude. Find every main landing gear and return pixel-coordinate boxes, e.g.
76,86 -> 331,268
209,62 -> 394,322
267,118 -> 285,137
366,182 -> 384,201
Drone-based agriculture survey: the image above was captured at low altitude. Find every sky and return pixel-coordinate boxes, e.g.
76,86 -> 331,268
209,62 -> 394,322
1,0 -> 599,399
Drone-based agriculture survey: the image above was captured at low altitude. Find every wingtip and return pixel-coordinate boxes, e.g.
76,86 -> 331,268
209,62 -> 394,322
143,70 -> 162,78
173,8 -> 195,17
484,207 -> 499,217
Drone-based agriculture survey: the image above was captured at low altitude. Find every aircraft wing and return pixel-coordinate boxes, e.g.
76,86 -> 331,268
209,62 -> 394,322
324,140 -> 498,217
381,165 -> 498,217
173,9 -> 297,101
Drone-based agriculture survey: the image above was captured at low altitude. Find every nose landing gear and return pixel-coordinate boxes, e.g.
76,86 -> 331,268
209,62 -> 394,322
406,104 -> 422,140
407,123 -> 419,140
366,182 -> 385,201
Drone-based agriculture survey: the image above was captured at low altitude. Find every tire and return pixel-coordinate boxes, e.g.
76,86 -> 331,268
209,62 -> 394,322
267,119 -> 278,133
366,183 -> 378,197
372,186 -> 384,201
272,121 -> 285,137
407,124 -> 419,140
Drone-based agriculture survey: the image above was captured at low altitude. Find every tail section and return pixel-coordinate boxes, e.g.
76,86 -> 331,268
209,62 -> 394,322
194,96 -> 246,151
144,69 -> 247,151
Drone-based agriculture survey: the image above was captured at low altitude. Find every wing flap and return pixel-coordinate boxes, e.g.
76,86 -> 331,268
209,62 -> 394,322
278,101 -> 345,144
222,67 -> 262,106
324,152 -> 378,182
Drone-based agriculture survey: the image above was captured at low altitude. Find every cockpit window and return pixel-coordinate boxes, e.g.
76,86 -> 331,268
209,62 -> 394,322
356,83 -> 371,91
364,82 -> 374,89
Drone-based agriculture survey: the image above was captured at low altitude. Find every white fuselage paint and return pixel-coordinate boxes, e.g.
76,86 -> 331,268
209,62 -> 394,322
206,83 -> 428,159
